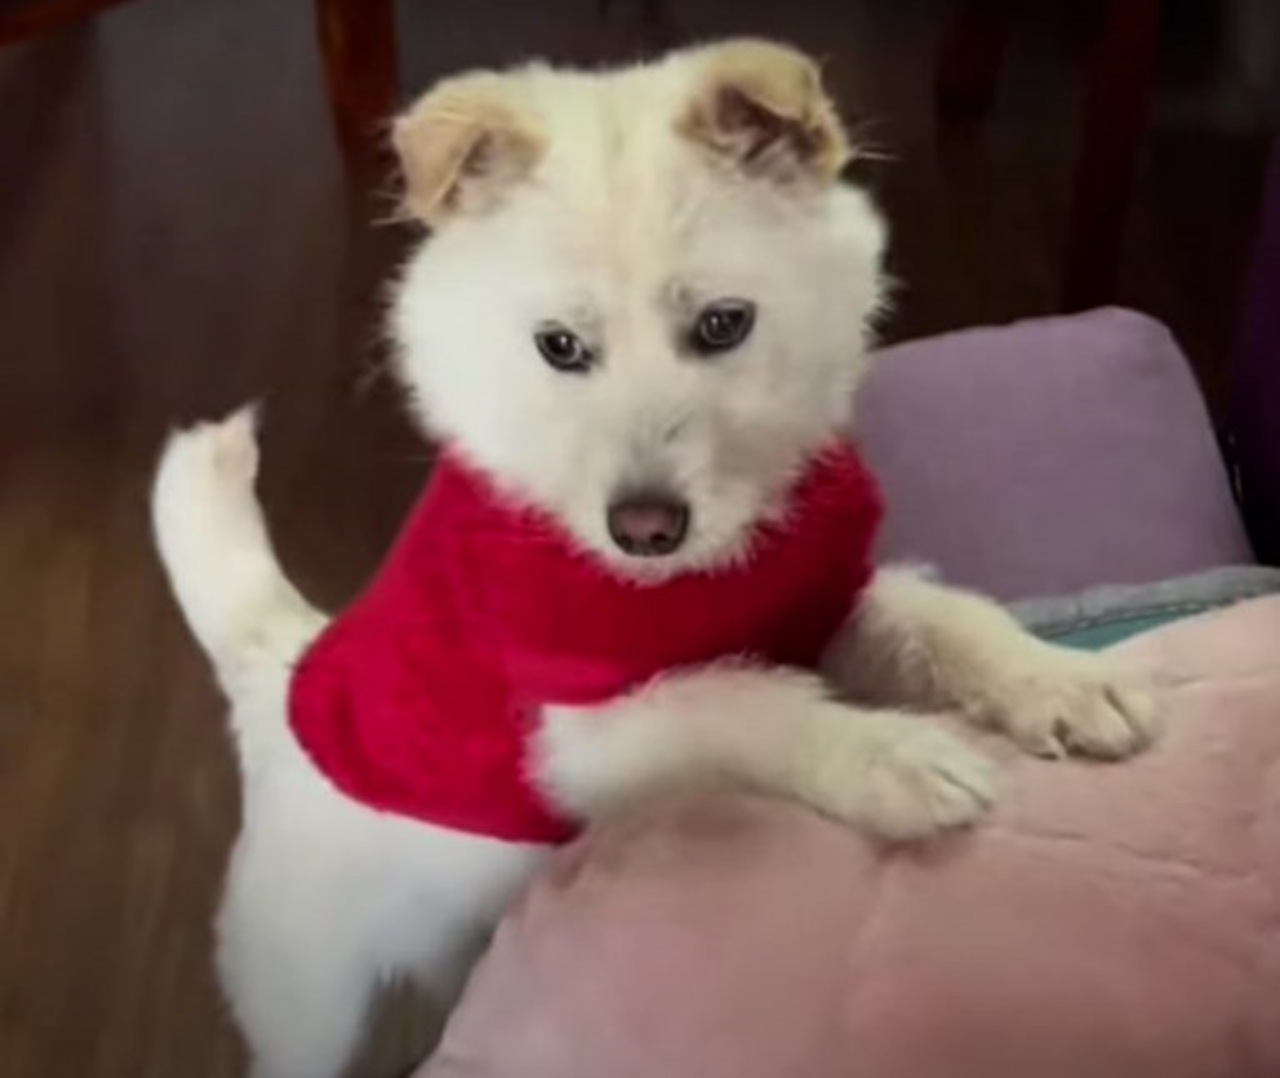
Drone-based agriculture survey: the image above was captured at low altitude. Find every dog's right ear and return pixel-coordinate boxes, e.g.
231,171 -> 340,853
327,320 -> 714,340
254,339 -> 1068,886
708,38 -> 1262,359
678,40 -> 850,185
392,74 -> 544,227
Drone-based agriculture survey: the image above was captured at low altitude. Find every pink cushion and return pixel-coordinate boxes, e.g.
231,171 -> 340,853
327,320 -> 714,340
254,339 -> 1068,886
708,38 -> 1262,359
420,598 -> 1280,1078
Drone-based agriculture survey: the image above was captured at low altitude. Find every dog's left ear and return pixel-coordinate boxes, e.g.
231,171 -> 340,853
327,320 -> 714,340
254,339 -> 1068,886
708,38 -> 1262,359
678,40 -> 850,185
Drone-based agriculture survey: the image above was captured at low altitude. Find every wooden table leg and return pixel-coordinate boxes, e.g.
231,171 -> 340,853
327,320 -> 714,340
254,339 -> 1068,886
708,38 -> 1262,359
314,0 -> 400,161
1061,0 -> 1164,311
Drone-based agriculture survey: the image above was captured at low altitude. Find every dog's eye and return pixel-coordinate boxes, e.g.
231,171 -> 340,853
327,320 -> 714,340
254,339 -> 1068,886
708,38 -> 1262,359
690,301 -> 756,356
535,326 -> 595,374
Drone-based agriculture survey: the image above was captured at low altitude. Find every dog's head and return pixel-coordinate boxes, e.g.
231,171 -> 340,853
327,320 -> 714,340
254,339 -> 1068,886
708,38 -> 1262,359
390,40 -> 886,580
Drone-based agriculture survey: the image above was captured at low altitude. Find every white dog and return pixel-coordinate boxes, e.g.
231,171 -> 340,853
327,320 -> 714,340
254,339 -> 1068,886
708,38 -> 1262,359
153,40 -> 1157,1078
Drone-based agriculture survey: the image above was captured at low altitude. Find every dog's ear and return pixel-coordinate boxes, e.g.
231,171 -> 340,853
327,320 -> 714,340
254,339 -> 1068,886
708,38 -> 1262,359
392,74 -> 544,226
678,40 -> 850,184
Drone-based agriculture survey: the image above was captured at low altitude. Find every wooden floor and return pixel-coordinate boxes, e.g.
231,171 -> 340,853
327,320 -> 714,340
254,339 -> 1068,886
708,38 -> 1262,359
0,0 -> 1272,1074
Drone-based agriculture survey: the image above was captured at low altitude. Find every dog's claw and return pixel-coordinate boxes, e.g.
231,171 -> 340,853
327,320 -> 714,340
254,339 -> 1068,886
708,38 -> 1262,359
987,647 -> 1161,762
850,726 -> 998,841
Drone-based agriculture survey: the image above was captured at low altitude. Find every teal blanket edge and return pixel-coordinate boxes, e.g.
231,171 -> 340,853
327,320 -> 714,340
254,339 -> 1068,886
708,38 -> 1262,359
1011,566 -> 1280,651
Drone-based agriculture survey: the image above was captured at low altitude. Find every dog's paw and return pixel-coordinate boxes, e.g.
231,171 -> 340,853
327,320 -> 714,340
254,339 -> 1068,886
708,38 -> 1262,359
975,645 -> 1159,761
818,722 -> 998,842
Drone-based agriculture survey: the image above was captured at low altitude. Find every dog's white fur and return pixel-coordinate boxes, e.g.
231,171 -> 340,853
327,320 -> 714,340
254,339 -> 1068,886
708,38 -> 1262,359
153,42 -> 1157,1078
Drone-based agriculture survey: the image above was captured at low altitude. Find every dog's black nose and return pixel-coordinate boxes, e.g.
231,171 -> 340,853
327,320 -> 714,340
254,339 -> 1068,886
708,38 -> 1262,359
607,493 -> 690,557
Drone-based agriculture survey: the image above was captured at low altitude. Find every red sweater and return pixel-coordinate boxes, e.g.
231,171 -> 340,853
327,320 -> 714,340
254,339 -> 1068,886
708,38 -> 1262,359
289,446 -> 883,844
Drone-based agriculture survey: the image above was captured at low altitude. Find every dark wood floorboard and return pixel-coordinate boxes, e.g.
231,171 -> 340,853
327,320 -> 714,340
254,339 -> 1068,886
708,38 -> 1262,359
0,0 -> 1273,1074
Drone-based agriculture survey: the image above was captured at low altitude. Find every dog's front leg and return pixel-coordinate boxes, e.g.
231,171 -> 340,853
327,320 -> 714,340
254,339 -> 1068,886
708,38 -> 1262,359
823,568 -> 1159,760
536,665 -> 996,842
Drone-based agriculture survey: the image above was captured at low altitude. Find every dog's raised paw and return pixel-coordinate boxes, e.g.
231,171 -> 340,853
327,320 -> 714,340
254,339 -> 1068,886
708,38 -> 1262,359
177,406 -> 260,483
152,404 -> 268,603
980,646 -> 1160,762
853,725 -> 998,842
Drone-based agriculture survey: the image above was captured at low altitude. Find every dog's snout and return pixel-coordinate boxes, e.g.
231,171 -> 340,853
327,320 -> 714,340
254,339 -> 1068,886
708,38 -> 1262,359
607,492 -> 690,557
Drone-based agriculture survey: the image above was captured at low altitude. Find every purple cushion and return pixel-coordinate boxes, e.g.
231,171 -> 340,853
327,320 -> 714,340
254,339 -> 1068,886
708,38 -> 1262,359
858,308 -> 1253,599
